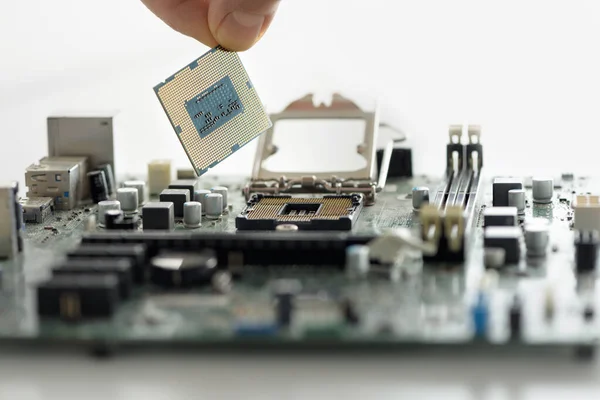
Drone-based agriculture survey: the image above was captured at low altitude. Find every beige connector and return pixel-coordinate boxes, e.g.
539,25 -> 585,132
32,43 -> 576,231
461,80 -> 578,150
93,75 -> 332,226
573,194 -> 600,231
148,160 -> 172,195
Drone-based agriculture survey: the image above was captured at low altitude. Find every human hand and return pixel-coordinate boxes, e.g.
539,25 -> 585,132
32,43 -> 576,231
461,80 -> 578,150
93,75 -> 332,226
141,0 -> 280,51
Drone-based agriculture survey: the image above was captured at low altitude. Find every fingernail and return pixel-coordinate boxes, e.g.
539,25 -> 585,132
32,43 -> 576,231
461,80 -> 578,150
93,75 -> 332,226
216,11 -> 267,50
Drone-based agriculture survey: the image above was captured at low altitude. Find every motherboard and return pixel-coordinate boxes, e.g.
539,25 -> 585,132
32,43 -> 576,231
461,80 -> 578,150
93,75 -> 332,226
0,90 -> 597,359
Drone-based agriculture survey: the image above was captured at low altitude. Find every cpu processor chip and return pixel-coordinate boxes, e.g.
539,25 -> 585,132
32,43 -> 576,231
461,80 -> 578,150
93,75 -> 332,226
154,47 -> 272,176
236,194 -> 364,231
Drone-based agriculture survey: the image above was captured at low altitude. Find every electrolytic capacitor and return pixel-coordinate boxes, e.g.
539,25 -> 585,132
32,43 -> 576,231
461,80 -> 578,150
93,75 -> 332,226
116,188 -> 139,214
104,209 -> 123,230
123,180 -> 146,205
97,200 -> 121,226
204,193 -> 223,219
508,189 -> 526,215
211,186 -> 228,210
183,201 -> 202,228
346,245 -> 370,278
532,178 -> 554,204
412,187 -> 430,210
194,189 -> 211,215
87,171 -> 109,203
525,220 -> 549,257
98,164 -> 116,196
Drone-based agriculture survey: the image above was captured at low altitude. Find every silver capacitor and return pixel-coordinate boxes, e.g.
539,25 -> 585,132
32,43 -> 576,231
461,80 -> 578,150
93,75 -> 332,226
183,201 -> 202,228
346,245 -> 370,278
204,193 -> 223,219
412,187 -> 430,210
116,188 -> 139,214
97,200 -> 121,226
532,178 -> 554,204
194,189 -> 211,215
276,224 -> 299,232
508,189 -> 526,215
211,186 -> 228,210
123,180 -> 146,205
484,247 -> 506,269
525,219 -> 549,257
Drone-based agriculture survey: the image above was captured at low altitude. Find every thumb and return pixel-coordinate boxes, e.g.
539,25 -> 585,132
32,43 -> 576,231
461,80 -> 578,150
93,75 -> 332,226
209,0 -> 280,51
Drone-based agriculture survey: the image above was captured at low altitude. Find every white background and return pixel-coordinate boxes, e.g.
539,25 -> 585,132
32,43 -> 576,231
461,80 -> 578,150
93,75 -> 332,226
2,0 -> 600,398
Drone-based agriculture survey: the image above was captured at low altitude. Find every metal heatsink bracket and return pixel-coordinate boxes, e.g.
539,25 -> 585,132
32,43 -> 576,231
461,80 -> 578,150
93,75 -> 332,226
244,93 -> 390,205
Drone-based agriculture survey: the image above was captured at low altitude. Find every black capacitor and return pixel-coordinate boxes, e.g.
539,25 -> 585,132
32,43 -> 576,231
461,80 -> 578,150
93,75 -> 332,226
271,279 -> 301,328
150,250 -> 218,288
98,164 -> 116,196
111,216 -> 139,231
575,230 -> 599,273
36,274 -> 120,320
68,243 -> 149,284
509,295 -> 521,340
88,170 -> 109,203
341,298 -> 360,325
104,209 -> 123,230
53,258 -> 134,299
276,294 -> 293,328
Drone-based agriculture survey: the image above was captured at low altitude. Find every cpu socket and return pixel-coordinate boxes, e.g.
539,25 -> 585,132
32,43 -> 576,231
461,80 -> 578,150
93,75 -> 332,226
243,93 -> 392,206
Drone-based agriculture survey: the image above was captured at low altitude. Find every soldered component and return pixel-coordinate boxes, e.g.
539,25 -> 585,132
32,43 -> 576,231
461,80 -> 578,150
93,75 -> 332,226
236,194 -> 363,231
47,117 -> 115,175
142,202 -> 175,231
205,193 -> 223,219
97,200 -> 121,226
20,197 -> 54,224
183,201 -> 202,229
104,209 -> 124,229
508,189 -> 526,215
573,194 -> 600,231
0,183 -> 20,259
524,219 -> 549,257
509,295 -> 522,340
483,247 -> 506,268
40,156 -> 89,201
26,159 -> 81,210
37,275 -> 120,320
169,179 -> 199,199
492,178 -> 523,207
98,164 -> 116,196
275,224 -> 299,232
193,189 -> 211,215
122,180 -> 146,206
420,205 -> 466,262
484,227 -> 521,264
471,292 -> 488,338
346,245 -> 370,278
575,230 -> 599,273
53,258 -> 134,299
68,243 -> 149,284
411,187 -> 430,210
211,186 -> 229,210
88,170 -> 109,204
483,207 -> 518,227
116,188 -> 139,214
159,189 -> 190,218
532,178 -> 554,204
154,46 -> 271,176
148,160 -> 172,195
150,250 -> 218,288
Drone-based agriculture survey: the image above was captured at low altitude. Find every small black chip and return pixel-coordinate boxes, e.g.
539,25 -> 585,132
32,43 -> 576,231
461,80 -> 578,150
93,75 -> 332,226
37,275 -> 120,320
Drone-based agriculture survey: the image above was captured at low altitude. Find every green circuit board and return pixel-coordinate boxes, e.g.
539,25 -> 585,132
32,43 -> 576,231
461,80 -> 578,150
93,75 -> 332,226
0,173 -> 597,358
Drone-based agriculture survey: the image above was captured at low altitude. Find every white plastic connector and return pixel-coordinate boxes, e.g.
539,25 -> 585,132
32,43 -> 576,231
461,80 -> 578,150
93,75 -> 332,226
368,228 -> 437,265
573,194 -> 600,231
